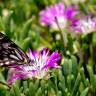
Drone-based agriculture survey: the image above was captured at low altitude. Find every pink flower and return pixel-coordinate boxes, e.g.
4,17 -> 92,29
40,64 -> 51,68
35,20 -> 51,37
70,16 -> 96,34
39,2 -> 78,29
39,2 -> 65,25
7,48 -> 62,85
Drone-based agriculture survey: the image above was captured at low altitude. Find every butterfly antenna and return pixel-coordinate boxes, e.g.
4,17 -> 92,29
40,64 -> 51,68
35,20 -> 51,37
60,50 -> 65,55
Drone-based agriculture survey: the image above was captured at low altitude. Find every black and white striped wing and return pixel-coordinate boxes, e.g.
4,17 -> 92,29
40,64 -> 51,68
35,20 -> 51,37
0,32 -> 29,67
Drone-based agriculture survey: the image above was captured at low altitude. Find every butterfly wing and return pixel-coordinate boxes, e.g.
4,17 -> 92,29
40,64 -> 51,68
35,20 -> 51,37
0,32 -> 29,67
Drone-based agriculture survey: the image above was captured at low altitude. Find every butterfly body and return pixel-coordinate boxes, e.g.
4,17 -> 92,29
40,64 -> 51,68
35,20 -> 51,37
0,32 -> 30,67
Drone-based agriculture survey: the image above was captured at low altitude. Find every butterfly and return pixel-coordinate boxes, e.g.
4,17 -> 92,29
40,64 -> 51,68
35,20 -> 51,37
0,32 -> 30,67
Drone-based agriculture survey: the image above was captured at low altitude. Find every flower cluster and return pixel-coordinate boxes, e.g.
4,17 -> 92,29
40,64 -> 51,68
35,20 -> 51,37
7,48 -> 62,85
40,2 -> 96,34
39,2 -> 77,30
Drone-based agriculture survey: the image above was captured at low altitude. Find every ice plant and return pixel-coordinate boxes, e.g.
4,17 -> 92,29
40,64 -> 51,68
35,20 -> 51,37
39,2 -> 78,30
7,48 -> 62,85
70,16 -> 96,34
39,2 -> 78,47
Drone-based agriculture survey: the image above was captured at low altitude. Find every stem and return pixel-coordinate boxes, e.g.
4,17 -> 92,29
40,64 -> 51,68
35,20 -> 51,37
55,17 -> 67,48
